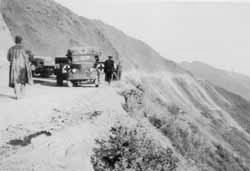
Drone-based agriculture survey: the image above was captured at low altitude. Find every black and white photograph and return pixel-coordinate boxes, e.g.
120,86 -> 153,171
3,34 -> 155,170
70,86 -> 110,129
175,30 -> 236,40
0,0 -> 250,170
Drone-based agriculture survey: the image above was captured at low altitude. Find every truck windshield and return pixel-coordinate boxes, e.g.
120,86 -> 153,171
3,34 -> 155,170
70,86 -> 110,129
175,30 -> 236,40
72,55 -> 95,62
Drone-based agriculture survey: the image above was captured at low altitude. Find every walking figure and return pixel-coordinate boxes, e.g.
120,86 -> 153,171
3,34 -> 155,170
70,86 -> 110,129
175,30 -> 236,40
104,56 -> 115,85
7,36 -> 32,100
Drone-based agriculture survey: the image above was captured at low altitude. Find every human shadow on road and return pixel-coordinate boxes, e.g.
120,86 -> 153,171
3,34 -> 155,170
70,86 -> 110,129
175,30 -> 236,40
0,93 -> 16,100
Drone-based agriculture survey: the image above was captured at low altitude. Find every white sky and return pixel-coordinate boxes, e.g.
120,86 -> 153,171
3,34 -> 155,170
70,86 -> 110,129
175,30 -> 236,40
55,0 -> 250,75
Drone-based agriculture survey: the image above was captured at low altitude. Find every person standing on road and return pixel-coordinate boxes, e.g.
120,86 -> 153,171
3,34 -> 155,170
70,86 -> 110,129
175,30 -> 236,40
116,61 -> 123,80
94,55 -> 101,83
7,36 -> 32,100
104,56 -> 115,85
25,50 -> 34,84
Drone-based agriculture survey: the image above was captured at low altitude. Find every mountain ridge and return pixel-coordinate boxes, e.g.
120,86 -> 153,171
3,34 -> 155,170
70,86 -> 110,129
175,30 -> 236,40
181,61 -> 250,101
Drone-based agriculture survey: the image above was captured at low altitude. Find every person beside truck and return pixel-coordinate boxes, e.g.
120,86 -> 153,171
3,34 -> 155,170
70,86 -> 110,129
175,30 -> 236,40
104,56 -> 115,85
94,55 -> 103,83
115,61 -> 122,80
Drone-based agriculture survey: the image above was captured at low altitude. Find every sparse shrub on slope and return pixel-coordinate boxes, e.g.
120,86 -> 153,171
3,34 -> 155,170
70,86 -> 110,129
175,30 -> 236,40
148,115 -> 250,171
148,116 -> 166,129
121,78 -> 250,170
167,104 -> 181,115
91,124 -> 179,171
121,87 -> 144,113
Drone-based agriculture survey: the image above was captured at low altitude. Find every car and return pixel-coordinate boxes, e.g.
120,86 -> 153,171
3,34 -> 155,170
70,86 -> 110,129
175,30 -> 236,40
55,47 -> 101,87
31,56 -> 55,77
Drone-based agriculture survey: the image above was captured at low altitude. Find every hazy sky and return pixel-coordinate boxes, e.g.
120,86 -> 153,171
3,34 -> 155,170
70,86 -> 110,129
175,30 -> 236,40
55,0 -> 250,75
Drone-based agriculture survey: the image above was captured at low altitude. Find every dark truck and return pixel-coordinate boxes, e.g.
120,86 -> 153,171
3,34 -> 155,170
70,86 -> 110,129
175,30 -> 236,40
31,56 -> 55,77
55,47 -> 101,87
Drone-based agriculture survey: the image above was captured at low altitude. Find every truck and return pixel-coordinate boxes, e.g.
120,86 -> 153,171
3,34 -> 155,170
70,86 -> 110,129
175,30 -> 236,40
54,47 -> 102,87
31,56 -> 55,77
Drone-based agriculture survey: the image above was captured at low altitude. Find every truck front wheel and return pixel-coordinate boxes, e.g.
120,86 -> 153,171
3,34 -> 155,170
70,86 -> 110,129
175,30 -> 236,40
56,76 -> 63,86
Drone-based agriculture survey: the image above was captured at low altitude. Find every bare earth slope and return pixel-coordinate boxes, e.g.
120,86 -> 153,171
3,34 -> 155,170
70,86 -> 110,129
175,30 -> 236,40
0,0 -> 250,170
1,0 -> 184,72
0,0 -> 12,66
93,20 -> 183,72
126,72 -> 250,170
181,61 -> 250,101
0,0 -> 179,72
0,0 -> 119,59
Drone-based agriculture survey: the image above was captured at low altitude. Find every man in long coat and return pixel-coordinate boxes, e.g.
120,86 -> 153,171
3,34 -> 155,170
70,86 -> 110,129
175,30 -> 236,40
104,56 -> 115,85
7,36 -> 32,99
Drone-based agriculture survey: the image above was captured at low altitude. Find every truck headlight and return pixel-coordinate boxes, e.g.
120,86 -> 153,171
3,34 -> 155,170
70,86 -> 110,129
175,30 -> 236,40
72,68 -> 77,73
89,68 -> 95,72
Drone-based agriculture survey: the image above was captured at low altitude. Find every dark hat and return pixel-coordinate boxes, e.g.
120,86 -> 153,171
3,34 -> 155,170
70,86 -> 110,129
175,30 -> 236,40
15,36 -> 23,44
108,56 -> 113,59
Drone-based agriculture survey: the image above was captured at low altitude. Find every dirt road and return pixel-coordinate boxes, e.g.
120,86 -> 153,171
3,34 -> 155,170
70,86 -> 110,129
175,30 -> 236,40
0,67 -> 129,171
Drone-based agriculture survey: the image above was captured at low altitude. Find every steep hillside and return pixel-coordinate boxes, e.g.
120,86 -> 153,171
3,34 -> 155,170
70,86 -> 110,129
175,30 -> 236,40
0,0 -> 13,66
93,20 -> 183,72
121,72 -> 250,170
0,0 -> 119,60
0,0 -> 181,72
181,61 -> 250,101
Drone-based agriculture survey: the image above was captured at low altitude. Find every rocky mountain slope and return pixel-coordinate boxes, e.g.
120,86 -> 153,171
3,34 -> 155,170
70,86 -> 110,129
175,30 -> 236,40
0,0 -> 119,61
181,61 -> 250,101
0,0 -> 250,171
0,5 -> 12,65
0,0 -> 179,72
93,20 -> 182,72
